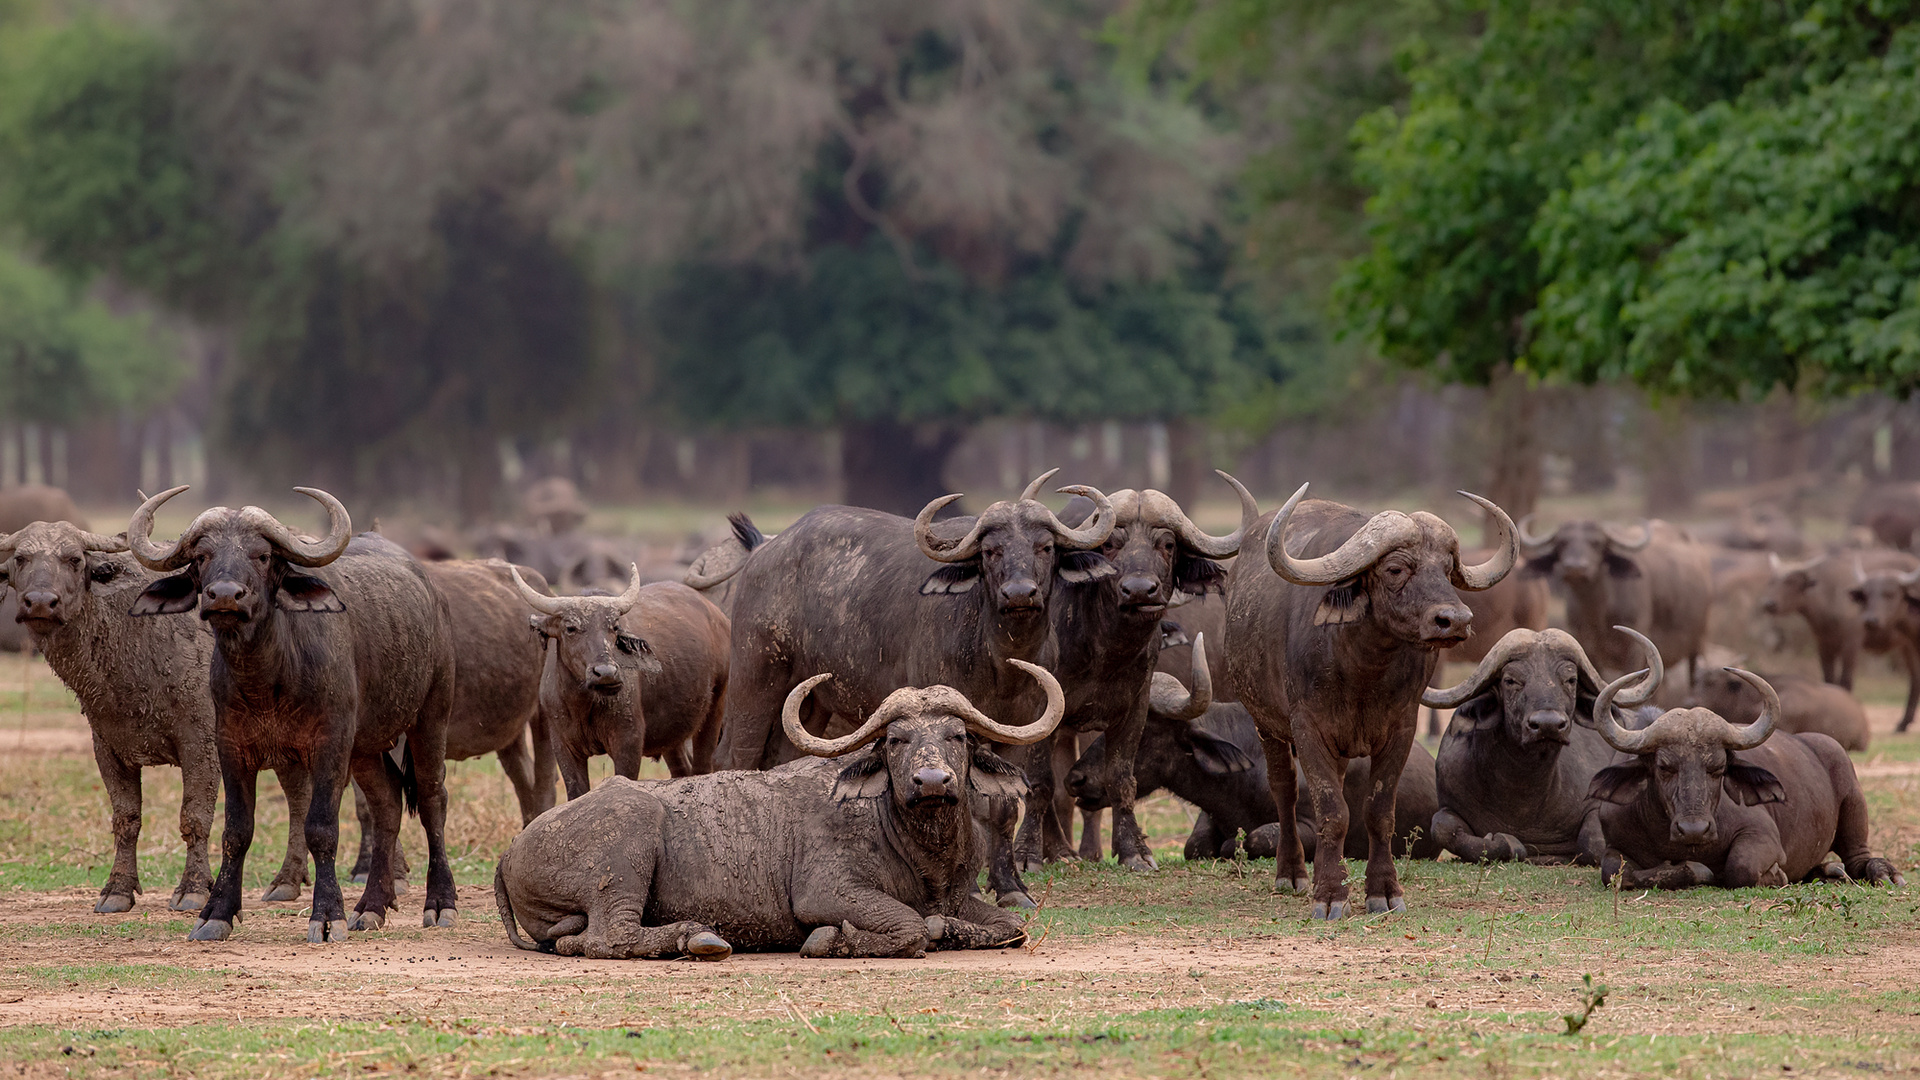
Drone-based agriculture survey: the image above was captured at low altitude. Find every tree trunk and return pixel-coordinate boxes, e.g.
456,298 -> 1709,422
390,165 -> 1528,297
1642,399 -> 1696,515
1165,418 -> 1210,508
1482,365 -> 1542,546
456,425 -> 502,525
841,418 -> 964,517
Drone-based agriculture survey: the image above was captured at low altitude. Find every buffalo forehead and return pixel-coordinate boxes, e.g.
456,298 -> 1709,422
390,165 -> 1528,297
1647,708 -> 1742,747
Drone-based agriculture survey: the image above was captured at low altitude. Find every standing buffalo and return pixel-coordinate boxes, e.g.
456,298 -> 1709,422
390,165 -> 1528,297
511,567 -> 730,797
718,470 -> 1112,774
494,660 -> 1060,959
1225,484 -> 1516,918
1421,627 -> 1657,865
1588,638 -> 1902,891
1016,474 -> 1257,872
0,521 -> 313,912
1764,550 -> 1920,731
128,487 -> 458,943
1517,518 -> 1711,684
1690,667 -> 1870,753
1851,483 -> 1920,552
1853,559 -> 1920,734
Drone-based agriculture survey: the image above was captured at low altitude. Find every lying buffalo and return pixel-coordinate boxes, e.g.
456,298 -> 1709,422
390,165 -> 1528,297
511,566 -> 730,795
1067,699 -> 1440,862
493,660 -> 1061,958
1589,636 -> 1903,891
1423,627 -> 1657,865
1690,666 -> 1870,753
1225,484 -> 1515,918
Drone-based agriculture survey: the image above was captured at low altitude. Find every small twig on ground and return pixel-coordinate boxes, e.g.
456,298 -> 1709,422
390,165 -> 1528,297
1231,829 -> 1249,879
881,1005 -> 907,1034
1483,914 -> 1496,964
1021,877 -> 1057,954
777,990 -> 818,1034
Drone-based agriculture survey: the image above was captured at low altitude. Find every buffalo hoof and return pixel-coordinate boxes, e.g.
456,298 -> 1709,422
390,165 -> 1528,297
1492,834 -> 1528,861
996,891 -> 1036,910
1755,863 -> 1786,888
170,891 -> 210,912
1309,900 -> 1346,921
307,918 -> 349,943
924,915 -> 946,942
188,918 -> 232,942
1366,895 -> 1407,915
350,910 -> 386,932
1016,858 -> 1046,874
1121,854 -> 1158,873
94,894 -> 135,915
1275,876 -> 1310,894
686,931 -> 731,960
799,926 -> 840,959
422,908 -> 457,929
1687,862 -> 1720,886
260,882 -> 302,903
392,877 -> 410,896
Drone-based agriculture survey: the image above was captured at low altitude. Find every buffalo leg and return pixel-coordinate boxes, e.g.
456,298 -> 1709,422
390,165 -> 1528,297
346,755 -> 404,932
350,780 -> 409,891
1255,728 -> 1309,894
1077,808 -> 1103,860
1013,739 -> 1057,872
1291,732 -> 1352,919
408,669 -> 459,929
190,762 -> 258,941
1103,697 -> 1157,872
171,739 -> 217,912
528,703 -> 559,814
1828,750 -> 1907,885
302,749 -> 352,943
555,737 -> 594,801
981,791 -> 1033,908
496,729 -> 544,825
1360,728 -> 1412,913
1183,811 -> 1221,860
262,764 -> 312,902
926,898 -> 1027,950
1431,807 -> 1527,864
1899,639 -> 1920,733
797,890 -> 931,958
1046,734 -> 1079,860
1604,854 -> 1718,890
91,743 -> 144,914
609,726 -> 646,783
1574,809 -> 1606,867
687,684 -> 725,776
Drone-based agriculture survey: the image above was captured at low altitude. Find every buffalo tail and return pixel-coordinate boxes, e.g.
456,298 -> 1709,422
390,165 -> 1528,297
494,860 -> 538,952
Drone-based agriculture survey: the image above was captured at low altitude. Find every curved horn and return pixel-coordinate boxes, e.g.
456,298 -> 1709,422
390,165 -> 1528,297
1720,668 -> 1779,750
1516,514 -> 1558,557
782,674 -> 907,758
1149,633 -> 1212,720
611,564 -> 644,616
252,487 -> 352,567
1899,565 -> 1920,587
128,486 -> 193,570
956,659 -> 1066,745
683,557 -> 745,591
1592,667 -> 1658,753
507,564 -> 568,616
1603,519 -> 1653,552
915,494 -> 990,563
1161,471 -> 1260,559
1263,483 -> 1419,586
1420,629 -> 1542,709
80,530 -> 129,553
1607,625 -> 1663,707
1044,484 -> 1115,550
1454,491 -> 1517,590
1018,468 -> 1061,504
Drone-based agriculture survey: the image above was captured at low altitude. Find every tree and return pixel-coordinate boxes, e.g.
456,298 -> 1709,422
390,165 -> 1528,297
0,244 -> 181,425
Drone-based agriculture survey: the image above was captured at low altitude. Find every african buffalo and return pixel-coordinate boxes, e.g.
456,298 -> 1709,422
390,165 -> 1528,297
1425,549 -> 1550,737
1764,550 -> 1920,730
1225,485 -> 1516,918
682,513 -> 767,617
128,486 -> 458,943
0,521 -> 313,912
493,659 -> 1060,958
1421,627 -> 1658,865
1690,667 -> 1870,753
511,567 -> 730,796
1588,640 -> 1903,891
0,484 -> 88,654
718,470 -> 1112,776
1067,699 -> 1441,862
1851,483 -> 1920,552
1517,518 -> 1711,686
1014,474 -> 1258,873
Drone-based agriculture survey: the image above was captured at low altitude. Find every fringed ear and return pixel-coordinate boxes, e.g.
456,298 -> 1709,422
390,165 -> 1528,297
1605,553 -> 1644,580
921,563 -> 982,595
1523,556 -> 1559,579
1055,551 -> 1116,584
86,555 -> 125,585
1313,581 -> 1367,626
1451,694 -> 1504,732
278,574 -> 345,613
968,744 -> 1030,800
832,751 -> 891,801
130,572 -> 198,616
615,631 -> 651,656
1173,556 -> 1227,596
1587,762 -> 1650,804
1725,757 -> 1786,806
1185,730 -> 1255,775
1158,619 -> 1190,649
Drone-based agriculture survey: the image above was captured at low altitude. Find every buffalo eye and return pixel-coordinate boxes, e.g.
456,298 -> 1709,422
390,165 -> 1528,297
66,555 -> 82,568
565,623 -> 582,635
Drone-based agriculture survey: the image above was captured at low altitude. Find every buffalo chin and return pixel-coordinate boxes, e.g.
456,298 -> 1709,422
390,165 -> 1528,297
16,615 -> 62,634
906,792 -> 960,809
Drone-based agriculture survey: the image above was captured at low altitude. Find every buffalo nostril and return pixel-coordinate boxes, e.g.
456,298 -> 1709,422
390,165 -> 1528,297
23,592 -> 56,610
999,581 -> 1039,602
1120,577 -> 1161,600
1676,820 -> 1711,840
914,768 -> 952,789
589,663 -> 620,682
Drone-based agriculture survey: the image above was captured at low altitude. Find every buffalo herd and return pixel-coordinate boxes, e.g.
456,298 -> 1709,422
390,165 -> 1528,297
0,472 -> 1907,960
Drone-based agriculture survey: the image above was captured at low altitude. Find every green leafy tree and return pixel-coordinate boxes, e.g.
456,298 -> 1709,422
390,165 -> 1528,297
0,244 -> 180,423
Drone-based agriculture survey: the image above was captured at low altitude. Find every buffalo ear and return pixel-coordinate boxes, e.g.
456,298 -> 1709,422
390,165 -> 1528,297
1313,581 -> 1367,626
130,573 -> 198,616
87,556 -> 123,585
1158,619 -> 1190,649
1588,762 -> 1650,804
832,751 -> 891,801
1173,556 -> 1226,596
615,630 -> 651,656
1451,693 -> 1504,732
528,613 -> 559,639
1604,553 -> 1643,580
1186,729 -> 1255,775
1055,551 -> 1116,584
1522,556 -> 1559,578
921,563 -> 981,595
1725,758 -> 1787,806
278,573 -> 345,613
968,744 -> 1030,800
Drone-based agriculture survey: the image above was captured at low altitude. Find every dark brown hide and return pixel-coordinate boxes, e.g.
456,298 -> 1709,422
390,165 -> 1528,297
1521,519 -> 1711,684
1765,550 -> 1920,730
1690,668 -> 1869,752
1425,549 -> 1549,737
